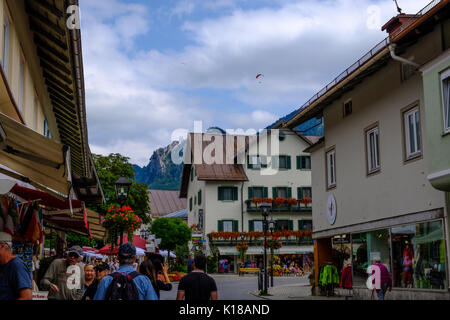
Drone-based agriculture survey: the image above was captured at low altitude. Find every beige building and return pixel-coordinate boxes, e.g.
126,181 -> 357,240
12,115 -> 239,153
0,0 -> 105,252
285,2 -> 450,299
180,129 -> 316,272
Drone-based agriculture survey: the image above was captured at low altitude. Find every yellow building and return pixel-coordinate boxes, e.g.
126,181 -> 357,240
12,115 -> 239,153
0,0 -> 105,245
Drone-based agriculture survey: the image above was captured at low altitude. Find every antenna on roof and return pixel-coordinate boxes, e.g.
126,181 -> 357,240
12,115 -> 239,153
393,0 -> 403,14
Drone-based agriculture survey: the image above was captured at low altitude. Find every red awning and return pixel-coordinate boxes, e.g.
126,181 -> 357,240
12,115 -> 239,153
98,235 -> 149,255
10,184 -> 82,210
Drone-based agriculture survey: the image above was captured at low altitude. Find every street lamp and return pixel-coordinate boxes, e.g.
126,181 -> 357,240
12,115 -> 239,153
269,218 -> 275,287
115,176 -> 132,204
115,176 -> 131,245
260,202 -> 271,294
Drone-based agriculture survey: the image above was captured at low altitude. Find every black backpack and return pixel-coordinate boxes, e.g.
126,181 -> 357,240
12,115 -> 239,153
104,271 -> 141,300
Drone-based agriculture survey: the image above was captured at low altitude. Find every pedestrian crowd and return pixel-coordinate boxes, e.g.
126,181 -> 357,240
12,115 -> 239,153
0,232 -> 217,301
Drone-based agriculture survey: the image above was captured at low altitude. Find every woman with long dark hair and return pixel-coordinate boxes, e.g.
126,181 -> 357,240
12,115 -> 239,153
139,255 -> 172,299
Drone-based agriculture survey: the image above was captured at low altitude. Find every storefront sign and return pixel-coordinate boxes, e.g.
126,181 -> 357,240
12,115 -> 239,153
32,291 -> 48,300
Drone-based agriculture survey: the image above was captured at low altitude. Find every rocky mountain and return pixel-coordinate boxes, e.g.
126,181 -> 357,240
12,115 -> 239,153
133,141 -> 184,191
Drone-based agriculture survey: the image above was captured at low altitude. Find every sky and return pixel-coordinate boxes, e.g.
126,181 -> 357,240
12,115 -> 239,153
79,0 -> 429,166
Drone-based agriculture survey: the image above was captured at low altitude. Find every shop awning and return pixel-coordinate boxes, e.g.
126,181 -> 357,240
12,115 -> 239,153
0,112 -> 70,196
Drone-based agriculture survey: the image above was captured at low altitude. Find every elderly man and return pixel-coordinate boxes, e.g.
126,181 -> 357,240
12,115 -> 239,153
40,246 -> 85,300
94,243 -> 158,300
372,257 -> 392,300
0,232 -> 32,300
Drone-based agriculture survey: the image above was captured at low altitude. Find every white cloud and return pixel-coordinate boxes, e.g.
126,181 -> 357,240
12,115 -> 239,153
80,0 -> 430,165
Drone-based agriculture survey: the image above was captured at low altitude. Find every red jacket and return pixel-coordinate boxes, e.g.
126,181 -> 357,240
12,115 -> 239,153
340,265 -> 352,289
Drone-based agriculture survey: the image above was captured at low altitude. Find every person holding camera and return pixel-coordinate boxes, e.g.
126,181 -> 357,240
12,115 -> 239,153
140,253 -> 172,299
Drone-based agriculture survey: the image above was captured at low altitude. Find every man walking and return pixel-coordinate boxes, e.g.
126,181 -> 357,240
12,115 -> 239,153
40,246 -> 85,300
0,232 -> 32,300
94,243 -> 158,300
372,257 -> 392,300
177,254 -> 218,301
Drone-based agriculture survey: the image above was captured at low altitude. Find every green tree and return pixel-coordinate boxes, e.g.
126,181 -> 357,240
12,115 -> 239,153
90,153 -> 150,224
151,217 -> 192,265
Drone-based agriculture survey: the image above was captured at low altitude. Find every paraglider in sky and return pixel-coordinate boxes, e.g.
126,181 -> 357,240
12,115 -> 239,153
256,73 -> 264,83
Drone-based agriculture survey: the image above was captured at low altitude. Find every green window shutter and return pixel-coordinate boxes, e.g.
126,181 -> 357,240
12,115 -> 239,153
247,155 -> 253,169
248,187 -> 253,199
272,187 -> 277,198
263,187 -> 268,198
297,187 -> 302,200
218,220 -> 224,232
297,156 -> 301,169
249,220 -> 254,232
189,198 -> 192,211
233,220 -> 239,232
287,187 -> 292,198
218,187 -> 224,201
232,187 -> 238,201
287,156 -> 292,169
198,190 -> 202,205
288,220 -> 294,231
261,155 -> 268,168
272,156 -> 279,169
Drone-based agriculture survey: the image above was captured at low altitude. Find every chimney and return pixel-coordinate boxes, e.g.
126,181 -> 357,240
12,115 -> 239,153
381,14 -> 419,38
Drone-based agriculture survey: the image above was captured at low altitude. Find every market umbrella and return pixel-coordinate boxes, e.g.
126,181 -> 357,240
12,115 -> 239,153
159,250 -> 176,258
98,235 -> 149,255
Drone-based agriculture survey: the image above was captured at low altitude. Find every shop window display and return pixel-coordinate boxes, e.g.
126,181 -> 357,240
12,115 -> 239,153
351,229 -> 390,286
391,221 -> 446,290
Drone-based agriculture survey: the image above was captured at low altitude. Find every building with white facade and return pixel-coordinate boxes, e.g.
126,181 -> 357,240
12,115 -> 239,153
179,129 -> 318,272
284,1 -> 450,299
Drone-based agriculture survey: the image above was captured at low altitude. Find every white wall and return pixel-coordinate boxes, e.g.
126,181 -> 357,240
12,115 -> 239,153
311,29 -> 446,233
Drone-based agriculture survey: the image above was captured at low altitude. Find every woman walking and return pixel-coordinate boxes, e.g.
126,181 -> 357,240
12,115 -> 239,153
140,254 -> 172,299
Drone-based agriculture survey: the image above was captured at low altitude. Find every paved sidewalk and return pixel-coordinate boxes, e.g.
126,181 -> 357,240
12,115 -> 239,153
249,282 -> 348,300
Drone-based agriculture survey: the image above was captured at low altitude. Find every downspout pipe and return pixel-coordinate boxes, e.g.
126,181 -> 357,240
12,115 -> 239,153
389,44 -> 420,68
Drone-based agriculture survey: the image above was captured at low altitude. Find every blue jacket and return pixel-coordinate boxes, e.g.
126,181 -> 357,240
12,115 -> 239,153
93,265 -> 158,300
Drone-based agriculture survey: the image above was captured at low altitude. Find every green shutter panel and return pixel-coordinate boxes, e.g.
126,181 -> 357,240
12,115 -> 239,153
248,187 -> 253,200
218,220 -> 224,232
263,187 -> 268,198
233,220 -> 239,232
233,187 -> 238,201
198,190 -> 202,205
288,220 -> 294,231
287,188 -> 292,198
298,220 -> 303,230
297,156 -> 301,169
247,155 -> 253,169
261,155 -> 268,168
272,187 -> 277,198
287,156 -> 292,169
249,220 -> 254,232
218,187 -> 224,201
297,187 -> 302,200
189,198 -> 192,211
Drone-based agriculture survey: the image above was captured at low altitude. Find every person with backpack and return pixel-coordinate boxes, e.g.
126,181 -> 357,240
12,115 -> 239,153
93,243 -> 158,300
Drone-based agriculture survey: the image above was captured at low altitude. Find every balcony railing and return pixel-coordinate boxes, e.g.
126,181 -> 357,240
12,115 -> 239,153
246,200 -> 311,213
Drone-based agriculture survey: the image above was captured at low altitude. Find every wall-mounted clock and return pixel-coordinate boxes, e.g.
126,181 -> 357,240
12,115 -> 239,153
326,194 -> 337,225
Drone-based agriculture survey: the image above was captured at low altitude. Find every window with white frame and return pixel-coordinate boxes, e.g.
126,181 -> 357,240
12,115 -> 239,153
2,12 -> 10,79
404,106 -> 421,159
366,126 -> 380,173
254,221 -> 263,232
223,221 -> 233,232
326,149 -> 336,188
442,69 -> 450,133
